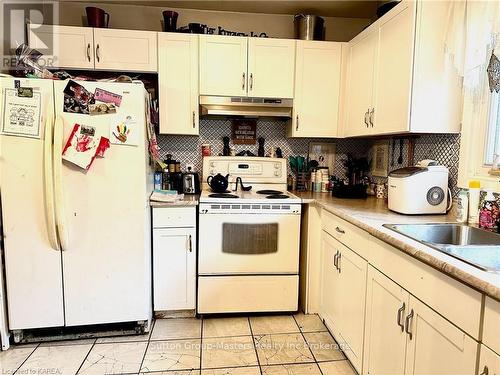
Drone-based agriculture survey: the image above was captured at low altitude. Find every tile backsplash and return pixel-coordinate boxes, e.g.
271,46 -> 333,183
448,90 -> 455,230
157,118 -> 461,193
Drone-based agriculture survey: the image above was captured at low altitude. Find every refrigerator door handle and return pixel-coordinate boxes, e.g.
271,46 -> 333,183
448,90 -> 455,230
43,115 -> 61,251
53,116 -> 69,252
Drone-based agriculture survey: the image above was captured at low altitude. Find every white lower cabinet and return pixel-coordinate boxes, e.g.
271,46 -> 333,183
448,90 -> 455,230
320,231 -> 367,373
152,207 -> 196,312
363,266 -> 410,375
364,265 -> 478,375
479,344 -> 500,375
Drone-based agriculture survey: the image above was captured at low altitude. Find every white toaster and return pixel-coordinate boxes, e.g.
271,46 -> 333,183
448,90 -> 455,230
387,160 -> 451,215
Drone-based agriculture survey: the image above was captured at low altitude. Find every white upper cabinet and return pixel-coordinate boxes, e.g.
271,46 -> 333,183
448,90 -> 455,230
373,1 -> 415,134
344,0 -> 462,136
344,30 -> 378,137
28,25 -> 94,69
93,28 -> 157,72
158,33 -> 199,135
289,41 -> 344,138
199,35 -> 248,96
247,38 -> 295,98
199,35 -> 296,98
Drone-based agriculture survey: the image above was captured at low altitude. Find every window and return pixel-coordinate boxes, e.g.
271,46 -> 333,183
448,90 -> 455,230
484,91 -> 500,166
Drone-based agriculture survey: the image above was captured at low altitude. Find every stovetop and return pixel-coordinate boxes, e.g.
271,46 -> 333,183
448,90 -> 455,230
200,189 -> 301,204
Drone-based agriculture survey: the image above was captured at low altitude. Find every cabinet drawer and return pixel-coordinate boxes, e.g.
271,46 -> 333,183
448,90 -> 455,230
484,297 -> 500,355
153,207 -> 196,228
321,209 -> 370,259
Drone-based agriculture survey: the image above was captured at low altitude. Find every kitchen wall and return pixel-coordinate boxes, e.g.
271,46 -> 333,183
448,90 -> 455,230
157,119 -> 462,194
55,2 -> 371,42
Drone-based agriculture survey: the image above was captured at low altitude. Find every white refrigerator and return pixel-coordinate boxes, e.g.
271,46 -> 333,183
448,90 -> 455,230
0,78 -> 153,345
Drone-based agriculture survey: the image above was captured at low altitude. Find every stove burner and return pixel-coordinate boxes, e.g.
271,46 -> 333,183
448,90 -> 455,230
208,193 -> 239,198
265,194 -> 290,199
257,190 -> 283,195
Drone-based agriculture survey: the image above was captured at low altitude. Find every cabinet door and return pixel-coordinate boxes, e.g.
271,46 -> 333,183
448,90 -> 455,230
28,25 -> 94,69
153,227 -> 196,311
290,41 -> 342,138
363,266 -> 410,375
158,33 -> 199,135
337,242 -> 368,373
478,344 -> 500,375
199,35 -> 248,96
372,1 -> 415,135
320,231 -> 342,332
344,31 -> 377,137
93,29 -> 157,72
405,296 -> 478,375
247,38 -> 295,98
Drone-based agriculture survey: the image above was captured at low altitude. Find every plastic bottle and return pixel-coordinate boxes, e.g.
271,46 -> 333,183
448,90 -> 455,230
456,190 -> 469,223
479,189 -> 499,230
468,180 -> 481,224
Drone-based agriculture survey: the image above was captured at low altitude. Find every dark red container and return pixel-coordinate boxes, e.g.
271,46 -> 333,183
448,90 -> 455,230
162,10 -> 179,32
86,7 -> 109,28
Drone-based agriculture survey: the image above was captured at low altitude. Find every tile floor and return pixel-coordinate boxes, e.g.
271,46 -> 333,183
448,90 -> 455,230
0,314 -> 357,375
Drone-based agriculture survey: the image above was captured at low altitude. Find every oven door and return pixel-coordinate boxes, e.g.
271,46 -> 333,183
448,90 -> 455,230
199,212 -> 300,275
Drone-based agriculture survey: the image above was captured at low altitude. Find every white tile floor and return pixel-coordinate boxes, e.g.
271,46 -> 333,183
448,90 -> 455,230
0,314 -> 357,375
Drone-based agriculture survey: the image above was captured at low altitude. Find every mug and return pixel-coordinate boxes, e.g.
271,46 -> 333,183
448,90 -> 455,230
162,10 -> 178,32
86,7 -> 109,28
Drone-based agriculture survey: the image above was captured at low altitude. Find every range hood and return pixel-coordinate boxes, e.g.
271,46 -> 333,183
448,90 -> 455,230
199,96 -> 293,118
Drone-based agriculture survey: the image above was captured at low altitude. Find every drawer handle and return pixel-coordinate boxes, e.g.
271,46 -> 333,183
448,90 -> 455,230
250,73 -> 253,90
337,252 -> 342,273
296,115 -> 299,131
405,309 -> 414,340
369,108 -> 375,127
364,109 -> 369,127
242,72 -> 246,90
333,251 -> 338,270
335,226 -> 345,234
397,302 -> 405,332
188,234 -> 192,252
192,111 -> 196,128
480,366 -> 489,375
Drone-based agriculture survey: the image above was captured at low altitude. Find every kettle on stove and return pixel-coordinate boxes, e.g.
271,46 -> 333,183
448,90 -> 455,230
207,173 -> 229,193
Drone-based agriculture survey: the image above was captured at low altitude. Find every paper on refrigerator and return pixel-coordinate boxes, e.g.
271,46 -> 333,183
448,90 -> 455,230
1,88 -> 42,138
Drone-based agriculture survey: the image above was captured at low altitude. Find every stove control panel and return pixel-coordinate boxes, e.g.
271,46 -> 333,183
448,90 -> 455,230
203,156 -> 286,183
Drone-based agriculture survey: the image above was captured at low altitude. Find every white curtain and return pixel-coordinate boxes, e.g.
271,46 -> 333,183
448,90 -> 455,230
445,0 -> 500,107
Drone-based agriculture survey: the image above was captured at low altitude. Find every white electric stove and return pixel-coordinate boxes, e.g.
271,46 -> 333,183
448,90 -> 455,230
198,156 -> 301,314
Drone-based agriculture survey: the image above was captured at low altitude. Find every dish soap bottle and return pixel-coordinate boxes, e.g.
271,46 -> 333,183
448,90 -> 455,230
479,189 -> 499,230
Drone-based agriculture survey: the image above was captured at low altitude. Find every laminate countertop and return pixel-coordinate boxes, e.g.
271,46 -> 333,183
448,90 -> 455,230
294,191 -> 500,301
150,194 -> 199,208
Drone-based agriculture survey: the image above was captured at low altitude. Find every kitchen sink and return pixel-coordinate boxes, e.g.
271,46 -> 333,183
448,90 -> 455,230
383,223 -> 500,273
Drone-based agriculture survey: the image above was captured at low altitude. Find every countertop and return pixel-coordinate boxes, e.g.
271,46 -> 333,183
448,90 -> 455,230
149,194 -> 199,207
295,191 -> 500,301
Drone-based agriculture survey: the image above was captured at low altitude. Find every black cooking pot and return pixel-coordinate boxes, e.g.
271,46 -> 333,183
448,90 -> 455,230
207,173 -> 229,193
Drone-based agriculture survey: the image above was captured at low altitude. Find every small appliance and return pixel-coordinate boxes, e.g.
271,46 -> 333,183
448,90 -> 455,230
182,167 -> 201,195
388,160 -> 452,215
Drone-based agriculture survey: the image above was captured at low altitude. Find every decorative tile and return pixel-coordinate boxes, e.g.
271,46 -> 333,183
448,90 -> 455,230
254,333 -> 314,366
141,339 -> 201,372
303,332 -> 345,362
293,314 -> 327,333
249,316 -> 299,335
201,366 -> 261,375
151,318 -> 202,341
78,341 -> 148,374
0,346 -> 37,374
203,317 -> 251,338
158,120 -> 461,194
261,363 -> 322,375
201,336 -> 258,369
17,344 -> 92,375
318,360 -> 357,375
